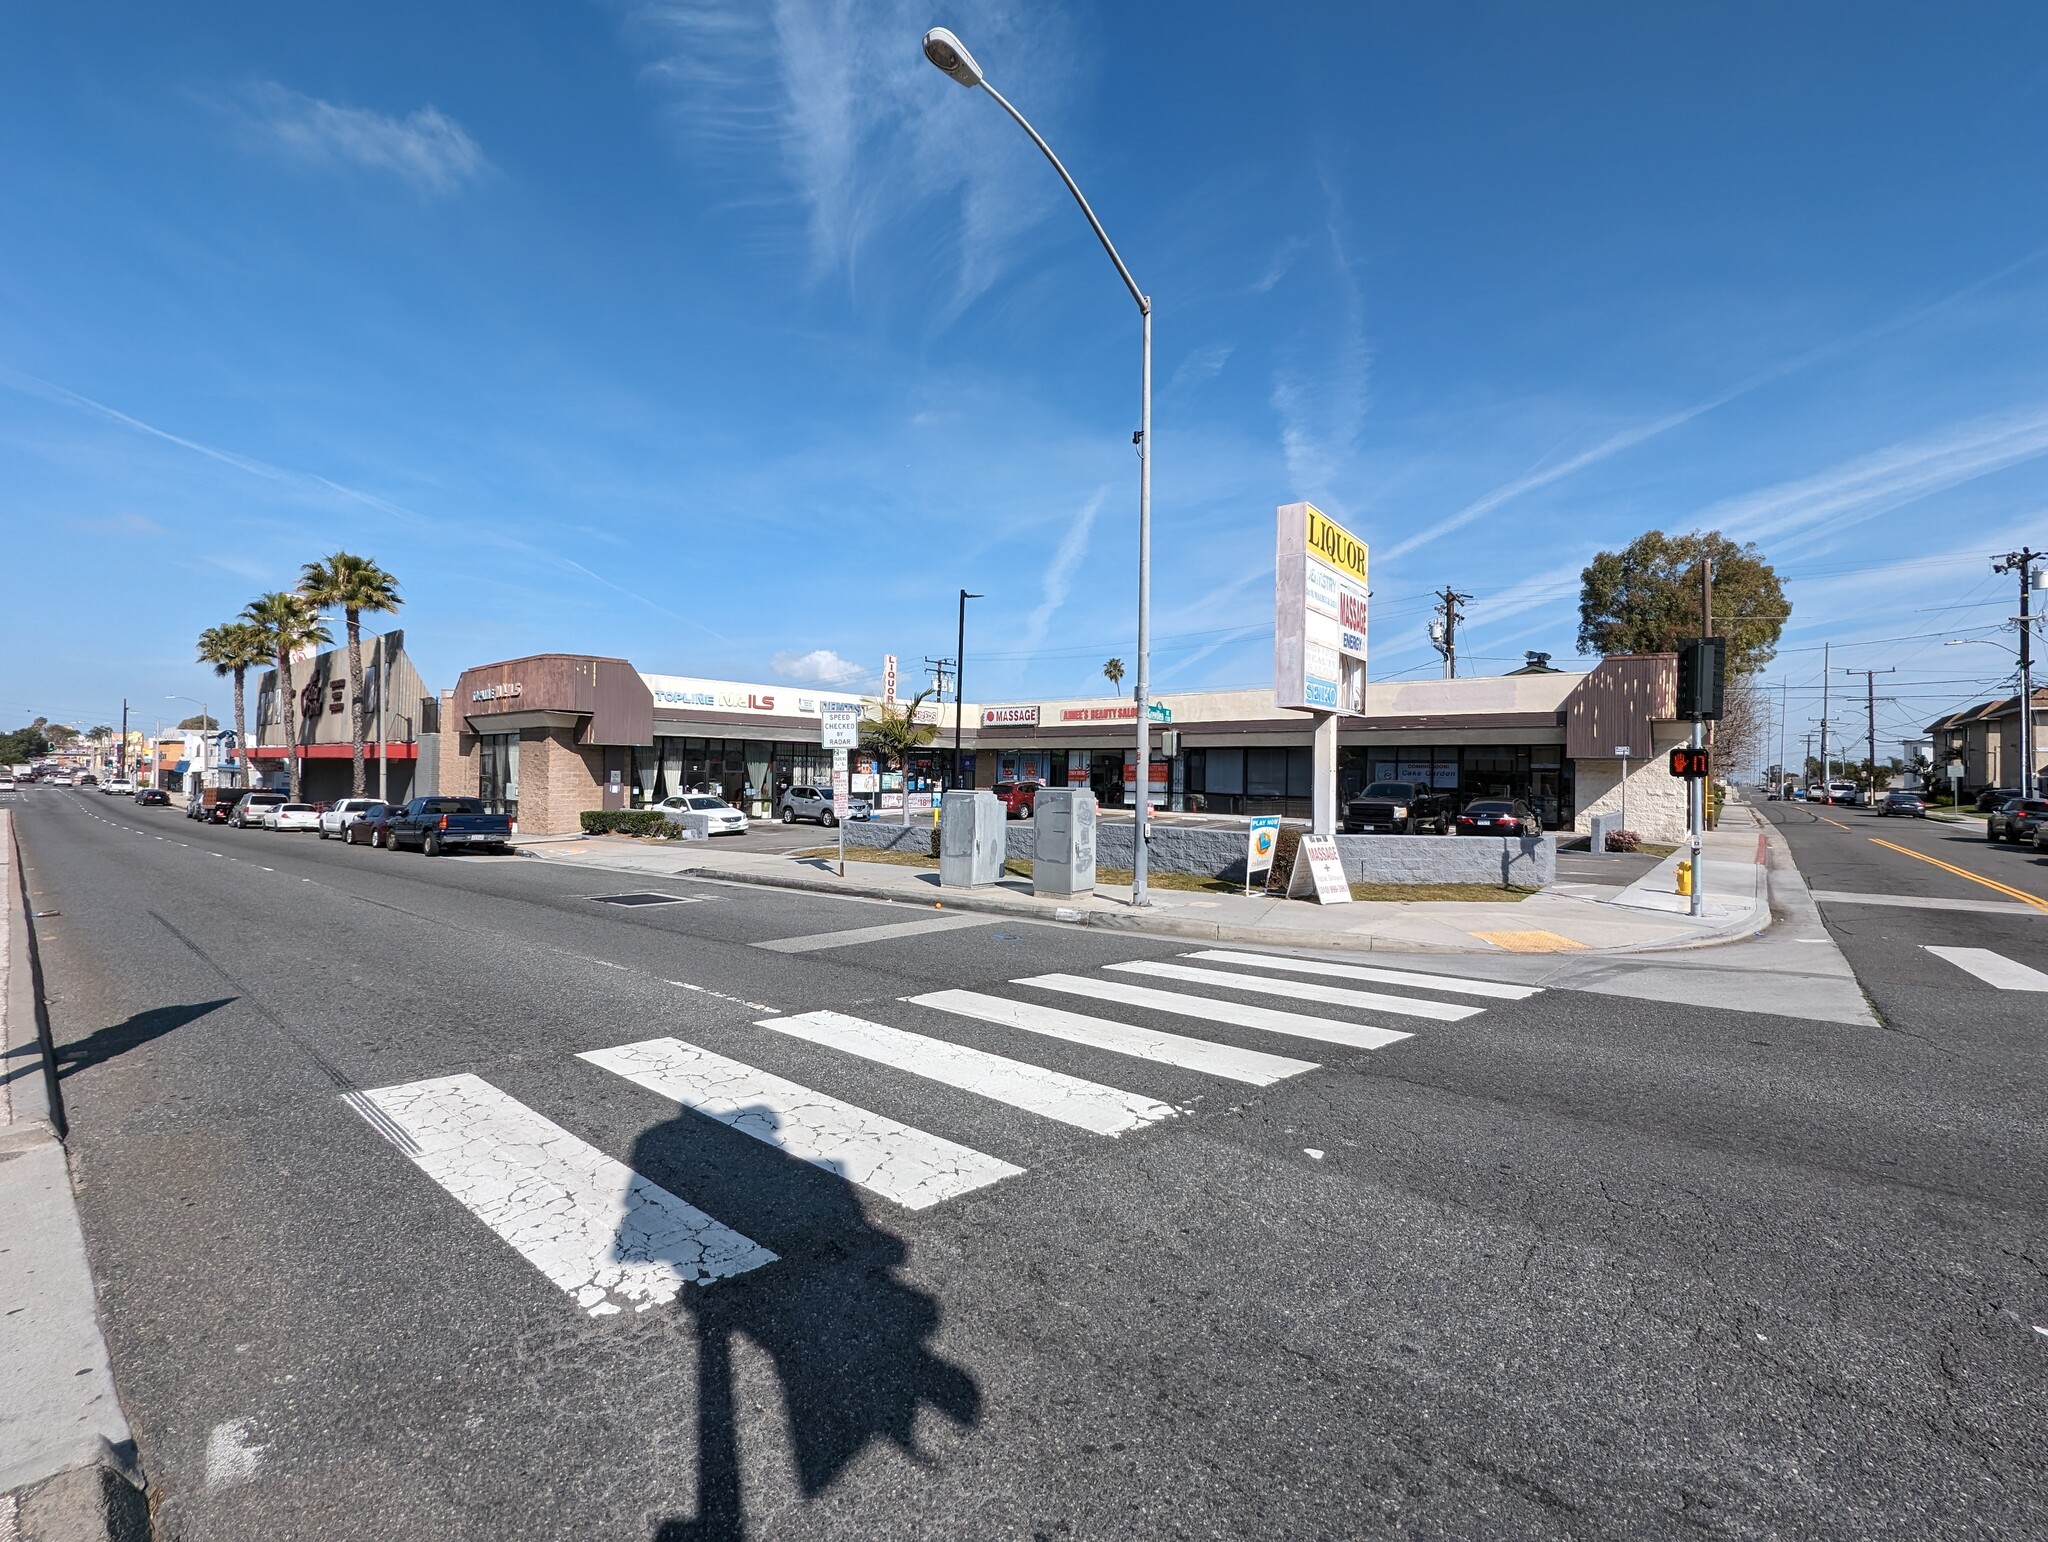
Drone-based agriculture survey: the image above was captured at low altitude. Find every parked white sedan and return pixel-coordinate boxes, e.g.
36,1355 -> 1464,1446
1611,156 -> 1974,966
654,793 -> 750,835
319,798 -> 387,840
262,802 -> 323,832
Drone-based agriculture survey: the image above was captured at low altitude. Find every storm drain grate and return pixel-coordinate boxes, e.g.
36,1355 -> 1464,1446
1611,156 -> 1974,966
588,892 -> 702,907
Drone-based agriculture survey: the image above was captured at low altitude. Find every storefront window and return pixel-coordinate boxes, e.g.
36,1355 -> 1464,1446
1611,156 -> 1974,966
478,732 -> 519,819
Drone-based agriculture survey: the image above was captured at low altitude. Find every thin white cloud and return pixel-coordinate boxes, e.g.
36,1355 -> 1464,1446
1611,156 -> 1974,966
1168,343 -> 1232,395
617,0 -> 1070,309
1271,168 -> 1370,500
770,647 -> 867,686
1014,486 -> 1106,665
1251,235 -> 1308,294
238,83 -> 486,194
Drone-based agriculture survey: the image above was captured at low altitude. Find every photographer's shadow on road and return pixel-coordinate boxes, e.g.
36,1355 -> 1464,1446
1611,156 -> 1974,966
626,1104 -> 981,1542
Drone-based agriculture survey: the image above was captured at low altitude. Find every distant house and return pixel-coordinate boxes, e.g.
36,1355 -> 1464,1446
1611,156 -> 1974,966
1925,688 -> 2047,794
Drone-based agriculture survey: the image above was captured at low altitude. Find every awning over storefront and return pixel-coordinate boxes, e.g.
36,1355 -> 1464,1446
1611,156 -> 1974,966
250,743 -> 419,760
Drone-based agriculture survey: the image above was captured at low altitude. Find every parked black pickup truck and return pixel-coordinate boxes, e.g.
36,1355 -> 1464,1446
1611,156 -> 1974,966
385,796 -> 513,855
1342,780 -> 1453,835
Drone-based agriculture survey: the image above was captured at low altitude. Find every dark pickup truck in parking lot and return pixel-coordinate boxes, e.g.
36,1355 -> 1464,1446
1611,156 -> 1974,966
384,796 -> 513,855
1343,780 -> 1454,835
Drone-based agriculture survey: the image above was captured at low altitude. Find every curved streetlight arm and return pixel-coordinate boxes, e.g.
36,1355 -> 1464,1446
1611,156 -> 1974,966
978,81 -> 1149,317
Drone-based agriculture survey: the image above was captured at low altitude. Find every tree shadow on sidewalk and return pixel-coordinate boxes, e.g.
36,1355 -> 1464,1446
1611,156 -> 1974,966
49,998 -> 233,1079
627,1106 -> 981,1542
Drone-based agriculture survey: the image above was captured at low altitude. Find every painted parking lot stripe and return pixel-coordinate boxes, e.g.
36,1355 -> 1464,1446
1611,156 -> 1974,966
757,1010 -> 1175,1136
580,1037 -> 1023,1208
1015,974 -> 1412,1051
1924,946 -> 2048,992
752,913 -> 995,953
1181,950 -> 1541,1000
347,1073 -> 775,1317
1104,960 -> 1482,1021
908,989 -> 1317,1085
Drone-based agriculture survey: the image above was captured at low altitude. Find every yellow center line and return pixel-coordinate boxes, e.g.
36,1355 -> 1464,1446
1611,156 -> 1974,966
1866,837 -> 2048,913
1816,815 -> 1854,831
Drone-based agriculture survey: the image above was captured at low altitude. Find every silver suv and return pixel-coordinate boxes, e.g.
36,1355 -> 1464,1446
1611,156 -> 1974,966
777,784 -> 869,826
228,791 -> 287,828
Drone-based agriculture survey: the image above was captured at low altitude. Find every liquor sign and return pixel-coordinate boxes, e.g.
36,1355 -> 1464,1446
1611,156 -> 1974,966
883,654 -> 898,704
1275,502 -> 1368,714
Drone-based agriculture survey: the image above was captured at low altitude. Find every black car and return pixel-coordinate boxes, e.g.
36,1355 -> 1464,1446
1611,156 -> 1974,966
1879,790 -> 1926,818
1454,799 -> 1541,837
344,804 -> 401,847
1343,781 -> 1453,835
1975,786 -> 2020,813
134,788 -> 171,807
1986,798 -> 2048,843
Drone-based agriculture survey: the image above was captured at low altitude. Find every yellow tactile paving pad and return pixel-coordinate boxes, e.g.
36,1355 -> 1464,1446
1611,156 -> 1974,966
1470,930 -> 1589,953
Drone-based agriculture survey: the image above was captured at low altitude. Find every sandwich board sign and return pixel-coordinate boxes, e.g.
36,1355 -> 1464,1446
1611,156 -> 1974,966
1285,834 -> 1353,904
1245,815 -> 1281,895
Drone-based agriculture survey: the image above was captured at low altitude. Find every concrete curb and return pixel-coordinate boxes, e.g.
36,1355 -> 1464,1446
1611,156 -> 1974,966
0,812 -> 149,1542
517,840 -> 1780,956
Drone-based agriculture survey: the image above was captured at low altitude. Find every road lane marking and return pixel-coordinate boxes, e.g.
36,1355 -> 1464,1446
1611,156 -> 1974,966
1810,890 -> 2043,915
751,913 -> 995,953
1183,950 -> 1541,1000
1015,974 -> 1412,1051
1104,960 -> 1482,1021
908,989 -> 1317,1085
758,1010 -> 1175,1136
1924,947 -> 2048,991
1867,838 -> 2048,912
580,1037 -> 1023,1208
347,1073 -> 775,1316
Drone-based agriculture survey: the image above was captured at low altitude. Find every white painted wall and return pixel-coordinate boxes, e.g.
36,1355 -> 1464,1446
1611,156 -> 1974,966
1572,724 -> 1692,841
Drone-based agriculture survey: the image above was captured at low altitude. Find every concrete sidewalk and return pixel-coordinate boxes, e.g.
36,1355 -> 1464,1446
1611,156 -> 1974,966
515,805 -> 1777,956
0,812 -> 148,1541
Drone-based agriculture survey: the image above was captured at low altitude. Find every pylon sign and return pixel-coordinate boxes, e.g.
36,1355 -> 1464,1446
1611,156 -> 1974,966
1274,502 -> 1368,714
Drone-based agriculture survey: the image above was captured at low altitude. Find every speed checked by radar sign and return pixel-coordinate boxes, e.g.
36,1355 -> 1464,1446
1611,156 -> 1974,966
822,708 -> 859,874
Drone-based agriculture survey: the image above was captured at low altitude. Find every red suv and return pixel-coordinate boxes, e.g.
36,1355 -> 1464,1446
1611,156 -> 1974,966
991,781 -> 1043,819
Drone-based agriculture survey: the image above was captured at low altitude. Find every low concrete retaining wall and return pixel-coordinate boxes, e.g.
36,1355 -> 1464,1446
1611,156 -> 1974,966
992,819 -> 1555,887
843,820 -> 937,855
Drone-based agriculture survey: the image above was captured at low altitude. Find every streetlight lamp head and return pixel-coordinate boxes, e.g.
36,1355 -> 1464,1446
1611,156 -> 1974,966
922,27 -> 984,87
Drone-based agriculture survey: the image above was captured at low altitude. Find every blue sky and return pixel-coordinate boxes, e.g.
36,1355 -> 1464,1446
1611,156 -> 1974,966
5,3 -> 2048,760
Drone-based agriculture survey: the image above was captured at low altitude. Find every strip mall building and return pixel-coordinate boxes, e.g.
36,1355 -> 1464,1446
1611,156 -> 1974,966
431,649 -> 1697,841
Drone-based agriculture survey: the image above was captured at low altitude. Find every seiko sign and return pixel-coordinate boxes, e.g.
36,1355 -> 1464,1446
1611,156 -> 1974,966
471,683 -> 523,703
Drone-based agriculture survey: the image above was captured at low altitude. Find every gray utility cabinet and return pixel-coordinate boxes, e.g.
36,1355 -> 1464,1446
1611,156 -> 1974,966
1031,789 -> 1097,897
940,790 -> 1006,888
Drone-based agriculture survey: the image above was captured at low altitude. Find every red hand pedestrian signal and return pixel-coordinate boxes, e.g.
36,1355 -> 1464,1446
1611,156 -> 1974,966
1668,746 -> 1711,778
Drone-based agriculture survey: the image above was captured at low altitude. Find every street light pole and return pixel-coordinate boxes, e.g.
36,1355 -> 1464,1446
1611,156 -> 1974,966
922,27 -> 1156,907
954,590 -> 981,793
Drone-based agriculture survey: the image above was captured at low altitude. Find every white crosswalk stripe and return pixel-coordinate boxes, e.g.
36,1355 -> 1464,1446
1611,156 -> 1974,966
1104,960 -> 1483,1021
908,989 -> 1318,1085
580,1036 -> 1025,1208
1181,950 -> 1542,1000
1924,946 -> 2048,992
347,1074 -> 775,1316
1014,972 -> 1413,1050
757,1010 -> 1175,1135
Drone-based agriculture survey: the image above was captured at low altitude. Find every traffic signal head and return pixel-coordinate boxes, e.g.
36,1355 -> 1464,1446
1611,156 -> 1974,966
1668,746 -> 1712,778
1676,637 -> 1727,720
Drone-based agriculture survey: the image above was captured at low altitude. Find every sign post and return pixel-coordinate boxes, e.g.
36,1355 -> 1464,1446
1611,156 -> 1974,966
1274,502 -> 1369,836
822,707 -> 861,878
1614,745 -> 1631,837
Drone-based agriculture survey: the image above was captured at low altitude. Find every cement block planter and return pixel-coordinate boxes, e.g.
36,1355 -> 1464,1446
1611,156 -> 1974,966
996,822 -> 1554,888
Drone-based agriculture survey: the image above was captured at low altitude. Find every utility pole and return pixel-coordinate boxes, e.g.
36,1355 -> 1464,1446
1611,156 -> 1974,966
1683,558 -> 1715,918
923,654 -> 956,783
1843,667 -> 1896,798
1818,643 -> 1831,800
1778,676 -> 1788,799
1993,548 -> 2040,796
1430,587 -> 1472,679
118,699 -> 128,779
1802,731 -> 1816,790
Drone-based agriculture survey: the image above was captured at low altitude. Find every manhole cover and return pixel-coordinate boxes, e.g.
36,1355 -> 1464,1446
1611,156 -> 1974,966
589,893 -> 700,907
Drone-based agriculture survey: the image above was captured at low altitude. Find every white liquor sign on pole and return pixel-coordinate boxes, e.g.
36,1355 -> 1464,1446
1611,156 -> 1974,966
822,707 -> 860,877
1274,501 -> 1369,836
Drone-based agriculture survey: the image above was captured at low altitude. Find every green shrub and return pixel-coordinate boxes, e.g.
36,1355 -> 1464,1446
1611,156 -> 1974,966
580,809 -> 673,837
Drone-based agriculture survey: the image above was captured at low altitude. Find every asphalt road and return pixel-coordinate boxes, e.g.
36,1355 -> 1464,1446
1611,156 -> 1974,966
16,786 -> 2048,1540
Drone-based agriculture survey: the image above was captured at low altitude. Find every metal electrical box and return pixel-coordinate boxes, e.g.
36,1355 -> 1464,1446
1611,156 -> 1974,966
940,789 -> 1006,888
1032,789 -> 1097,898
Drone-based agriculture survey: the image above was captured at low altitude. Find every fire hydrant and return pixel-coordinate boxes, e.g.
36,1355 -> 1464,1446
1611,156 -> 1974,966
1675,858 -> 1693,897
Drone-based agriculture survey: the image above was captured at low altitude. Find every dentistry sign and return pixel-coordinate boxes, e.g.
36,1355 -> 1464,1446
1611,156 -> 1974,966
1274,501 -> 1367,714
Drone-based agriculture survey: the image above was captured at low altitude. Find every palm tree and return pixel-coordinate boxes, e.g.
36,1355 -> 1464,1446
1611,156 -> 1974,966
299,553 -> 403,798
1103,657 -> 1126,695
196,621 -> 271,786
860,690 -> 938,824
241,592 -> 330,801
